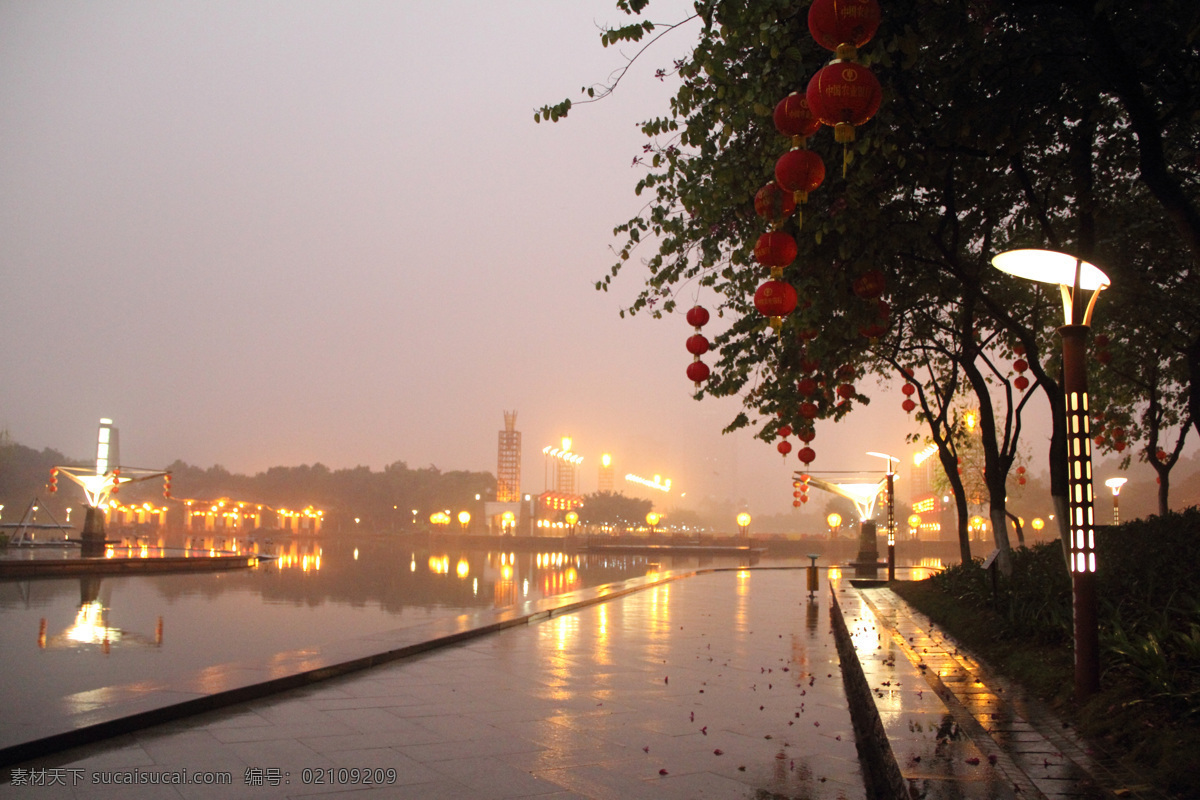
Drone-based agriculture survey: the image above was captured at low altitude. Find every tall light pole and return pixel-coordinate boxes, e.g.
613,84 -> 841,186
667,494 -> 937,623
1105,477 -> 1128,525
867,452 -> 900,581
993,248 -> 1110,701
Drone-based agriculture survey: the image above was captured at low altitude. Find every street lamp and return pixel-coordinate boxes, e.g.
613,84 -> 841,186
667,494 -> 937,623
826,512 -> 842,538
458,510 -> 471,533
736,512 -> 751,539
992,247 -> 1111,701
1104,477 -> 1128,525
867,452 -> 900,580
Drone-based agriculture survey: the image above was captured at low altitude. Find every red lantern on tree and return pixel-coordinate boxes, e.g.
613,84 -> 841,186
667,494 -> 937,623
799,401 -> 819,420
902,398 -> 916,413
901,383 -> 915,396
1014,375 -> 1030,391
798,446 -> 816,465
777,440 -> 793,458
797,427 -> 816,443
48,468 -> 58,493
755,182 -> 796,222
798,377 -> 819,396
1013,358 -> 1028,374
806,60 -> 882,144
852,269 -> 886,299
686,306 -> 710,328
686,334 -> 710,356
775,149 -> 826,204
837,383 -> 855,399
754,280 -> 798,329
754,231 -> 798,268
778,424 -> 793,438
773,92 -> 822,141
686,360 -> 710,385
808,0 -> 882,59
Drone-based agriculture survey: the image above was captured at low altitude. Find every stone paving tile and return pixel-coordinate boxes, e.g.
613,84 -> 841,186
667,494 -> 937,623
1,570 -> 867,800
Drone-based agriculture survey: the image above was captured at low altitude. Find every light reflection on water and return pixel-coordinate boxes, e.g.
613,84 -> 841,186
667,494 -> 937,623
0,533 -> 776,726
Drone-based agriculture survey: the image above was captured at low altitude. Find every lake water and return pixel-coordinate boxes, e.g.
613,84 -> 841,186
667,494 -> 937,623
0,532 -> 787,737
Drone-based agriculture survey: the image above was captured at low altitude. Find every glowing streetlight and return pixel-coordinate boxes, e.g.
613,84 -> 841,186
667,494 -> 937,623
501,510 -> 515,535
565,510 -> 579,537
868,452 -> 900,580
736,512 -> 751,539
645,511 -> 661,535
993,247 -> 1110,701
1104,477 -> 1128,525
826,512 -> 842,538
458,510 -> 471,533
907,514 -> 921,539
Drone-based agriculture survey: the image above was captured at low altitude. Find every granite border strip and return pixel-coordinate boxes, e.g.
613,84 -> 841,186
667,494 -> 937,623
828,583 -> 908,800
1,567 -> 712,772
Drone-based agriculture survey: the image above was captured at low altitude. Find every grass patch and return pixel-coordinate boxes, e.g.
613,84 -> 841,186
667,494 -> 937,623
890,508 -> 1200,799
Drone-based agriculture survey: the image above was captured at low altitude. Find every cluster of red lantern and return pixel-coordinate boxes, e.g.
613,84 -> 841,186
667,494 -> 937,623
776,421 -> 794,458
48,467 -> 58,493
901,372 -> 917,413
1015,466 -> 1027,486
685,306 -> 712,387
806,0 -> 883,173
792,474 -> 811,507
1012,356 -> 1030,391
752,197 -> 800,331
1094,333 -> 1113,365
794,367 -> 821,465
1092,413 -> 1128,453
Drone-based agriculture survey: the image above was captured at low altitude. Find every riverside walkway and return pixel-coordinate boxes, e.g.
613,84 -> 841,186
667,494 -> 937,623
1,568 -> 1156,799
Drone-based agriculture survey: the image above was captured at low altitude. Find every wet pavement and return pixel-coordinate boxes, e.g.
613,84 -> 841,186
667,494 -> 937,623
0,569 -> 1155,799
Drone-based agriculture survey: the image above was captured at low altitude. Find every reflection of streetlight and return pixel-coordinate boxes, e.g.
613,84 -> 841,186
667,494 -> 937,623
993,247 -> 1111,701
1104,477 -> 1128,525
736,512 -> 751,539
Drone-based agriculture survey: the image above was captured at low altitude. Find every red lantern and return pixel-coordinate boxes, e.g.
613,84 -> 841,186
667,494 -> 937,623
777,440 -> 793,457
686,334 -> 710,356
901,383 -> 915,396
800,495 -> 809,503
798,428 -> 816,443
1157,449 -> 1168,461
808,0 -> 881,57
48,468 -> 58,493
754,231 -> 798,268
798,446 -> 816,465
798,377 -> 819,396
778,424 -> 793,438
754,280 -> 798,327
852,269 -> 886,299
1097,350 -> 1112,365
755,182 -> 797,221
1014,375 -> 1030,391
806,60 -> 882,144
1114,441 -> 1127,452
1112,427 -> 1126,440
1013,358 -> 1028,373
1094,334 -> 1110,347
836,383 -> 855,399
799,402 -> 819,419
686,306 -> 710,328
774,149 -> 826,201
773,92 -> 822,140
687,361 -> 710,384
902,398 -> 916,413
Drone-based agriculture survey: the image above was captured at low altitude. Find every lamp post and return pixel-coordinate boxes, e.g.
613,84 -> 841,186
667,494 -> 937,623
826,512 -> 842,539
992,248 -> 1111,701
1104,477 -> 1128,525
867,452 -> 900,581
736,512 -> 751,540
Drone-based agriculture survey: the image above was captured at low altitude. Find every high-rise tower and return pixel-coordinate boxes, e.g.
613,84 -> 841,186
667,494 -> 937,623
496,411 -> 521,503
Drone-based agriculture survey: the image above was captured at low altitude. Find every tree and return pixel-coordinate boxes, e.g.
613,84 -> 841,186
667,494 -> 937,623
577,491 -> 653,530
541,0 -> 1200,572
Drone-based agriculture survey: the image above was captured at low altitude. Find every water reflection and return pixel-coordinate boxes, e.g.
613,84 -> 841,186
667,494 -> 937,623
37,577 -> 163,653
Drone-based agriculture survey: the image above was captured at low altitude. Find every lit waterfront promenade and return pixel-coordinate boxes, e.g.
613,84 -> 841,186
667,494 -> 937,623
2,569 -> 1152,799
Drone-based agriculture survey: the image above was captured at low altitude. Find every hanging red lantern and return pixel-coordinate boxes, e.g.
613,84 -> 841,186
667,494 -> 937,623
774,92 -> 822,140
754,231 -> 798,268
1112,427 -> 1126,440
902,398 -> 916,413
1114,441 -> 1127,452
1157,449 -> 1168,461
48,468 -> 58,493
777,440 -> 793,458
901,383 -> 915,396
808,0 -> 882,58
806,60 -> 882,144
686,360 -> 710,385
837,383 -> 855,399
799,401 -> 819,419
163,474 -> 172,499
754,280 -> 798,329
1094,334 -> 1110,347
1014,375 -> 1030,391
686,306 -> 710,328
774,149 -> 826,202
800,495 -> 810,504
1094,435 -> 1106,447
798,427 -> 816,443
755,182 -> 797,221
1013,358 -> 1028,373
686,334 -> 710,356
852,269 -> 886,299
778,424 -> 793,438
798,377 -> 819,396
1097,350 -> 1112,365
1018,476 -> 1027,486
798,446 -> 816,465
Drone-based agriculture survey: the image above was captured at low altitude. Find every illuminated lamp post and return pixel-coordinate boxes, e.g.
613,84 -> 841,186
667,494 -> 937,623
736,512 -> 751,540
566,510 -> 579,538
1032,517 -> 1045,539
458,510 -> 471,534
868,452 -> 899,581
992,248 -> 1111,701
501,510 -> 515,535
908,514 -> 921,540
826,512 -> 842,539
646,511 -> 661,536
1105,477 -> 1128,525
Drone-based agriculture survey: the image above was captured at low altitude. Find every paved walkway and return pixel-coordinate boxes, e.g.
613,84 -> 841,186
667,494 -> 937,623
1,570 -> 1161,799
840,582 -> 1167,800
1,570 -> 865,799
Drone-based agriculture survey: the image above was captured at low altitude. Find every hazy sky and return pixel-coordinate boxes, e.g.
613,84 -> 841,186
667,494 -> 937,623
1,0 -> 1059,519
